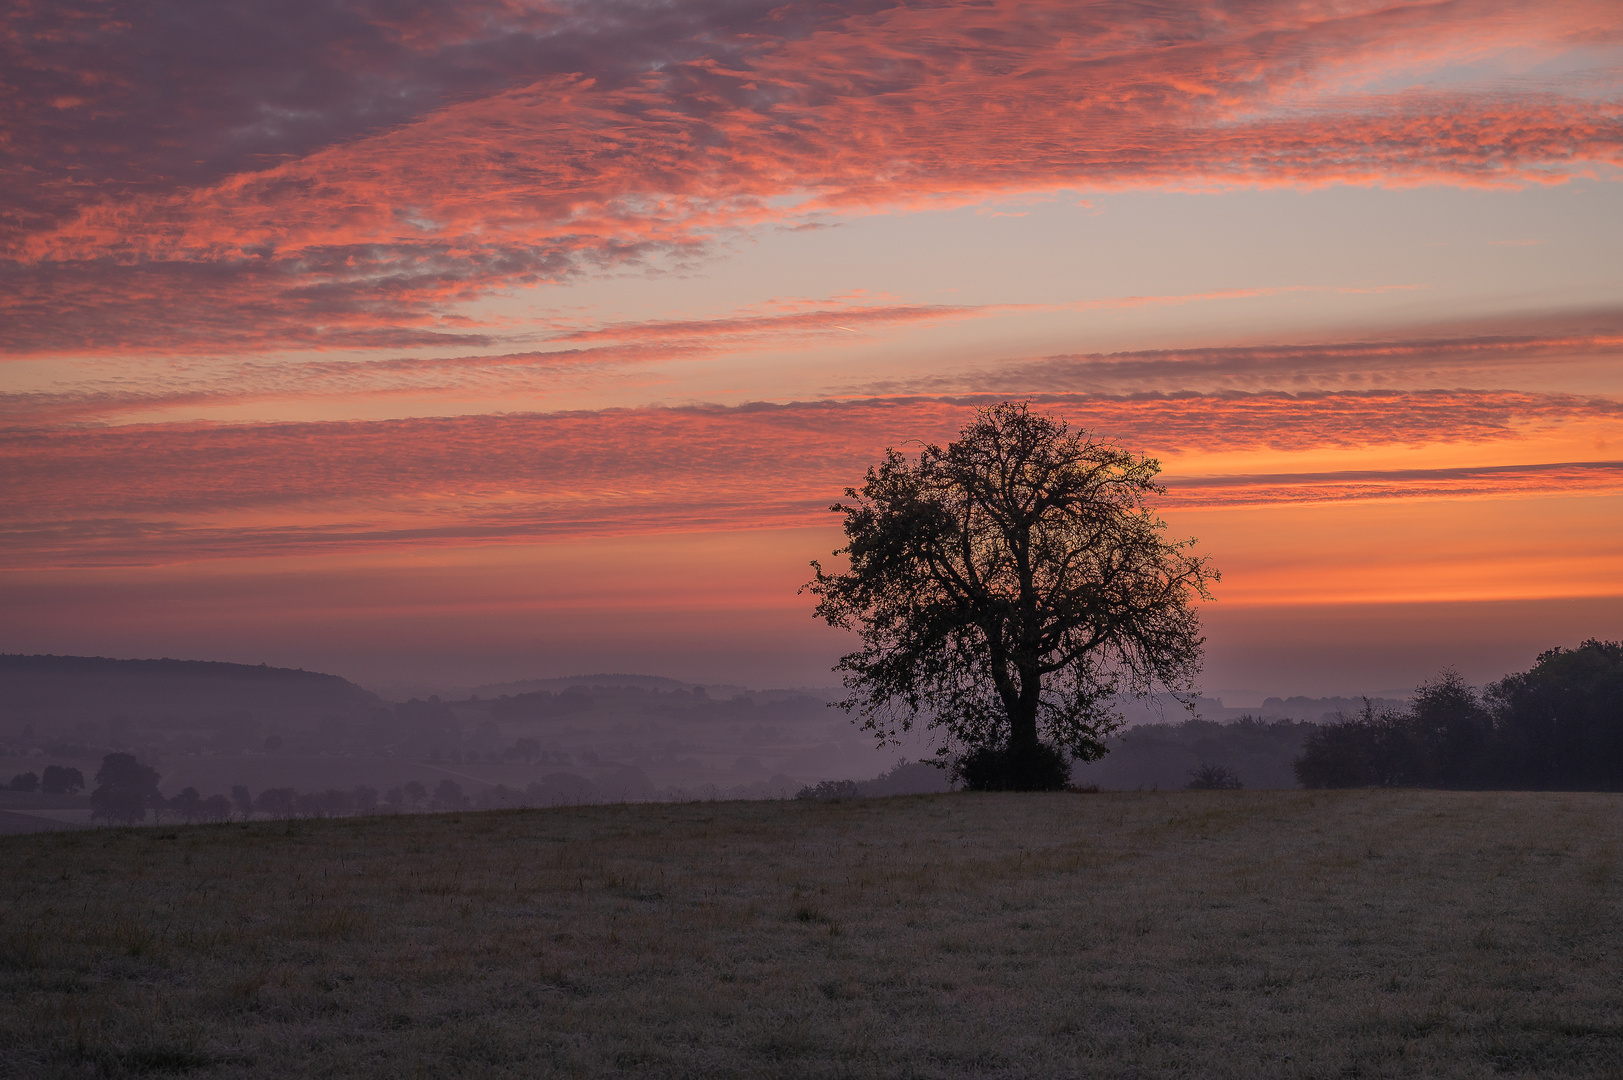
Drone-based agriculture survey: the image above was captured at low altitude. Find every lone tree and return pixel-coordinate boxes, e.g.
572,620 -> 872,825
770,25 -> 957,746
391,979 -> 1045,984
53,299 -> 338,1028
806,402 -> 1216,790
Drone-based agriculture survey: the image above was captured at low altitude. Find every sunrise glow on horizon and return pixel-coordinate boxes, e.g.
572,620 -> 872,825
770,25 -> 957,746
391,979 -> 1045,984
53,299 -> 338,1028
3,0 -> 1621,699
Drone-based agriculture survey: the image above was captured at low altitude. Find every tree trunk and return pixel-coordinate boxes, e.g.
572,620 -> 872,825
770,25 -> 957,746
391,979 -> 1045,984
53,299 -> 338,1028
1008,667 -> 1041,751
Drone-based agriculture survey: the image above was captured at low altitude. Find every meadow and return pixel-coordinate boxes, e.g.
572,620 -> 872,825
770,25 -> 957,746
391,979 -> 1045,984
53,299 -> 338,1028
2,790 -> 1620,1078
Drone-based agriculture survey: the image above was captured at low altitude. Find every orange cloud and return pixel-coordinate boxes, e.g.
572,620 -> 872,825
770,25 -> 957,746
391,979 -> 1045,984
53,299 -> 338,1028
5,392 -> 1619,566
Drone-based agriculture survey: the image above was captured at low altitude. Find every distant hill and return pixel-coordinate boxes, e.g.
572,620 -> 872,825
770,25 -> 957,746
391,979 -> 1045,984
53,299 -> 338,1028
1249,695 -> 1411,721
0,655 -> 380,742
470,673 -> 700,698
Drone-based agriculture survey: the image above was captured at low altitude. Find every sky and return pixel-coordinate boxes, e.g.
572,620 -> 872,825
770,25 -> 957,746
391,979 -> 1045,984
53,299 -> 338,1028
2,0 -> 1621,702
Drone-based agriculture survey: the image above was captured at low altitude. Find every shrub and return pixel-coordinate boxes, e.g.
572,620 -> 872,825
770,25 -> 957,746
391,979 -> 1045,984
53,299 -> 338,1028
954,743 -> 1071,792
797,779 -> 860,801
1186,764 -> 1243,790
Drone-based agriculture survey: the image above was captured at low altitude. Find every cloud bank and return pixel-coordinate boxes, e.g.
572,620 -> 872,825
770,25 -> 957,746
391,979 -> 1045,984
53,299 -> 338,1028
5,0 -> 1620,355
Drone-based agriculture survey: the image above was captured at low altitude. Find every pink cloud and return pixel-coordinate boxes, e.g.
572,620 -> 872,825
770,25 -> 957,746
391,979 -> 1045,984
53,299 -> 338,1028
1163,460 -> 1623,509
4,0 -> 1619,356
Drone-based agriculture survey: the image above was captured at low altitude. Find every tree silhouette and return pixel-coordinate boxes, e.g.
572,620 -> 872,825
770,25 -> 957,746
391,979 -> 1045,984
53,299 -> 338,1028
1409,671 -> 1491,786
41,765 -> 85,795
1488,639 -> 1623,789
1293,700 -> 1413,789
254,787 -> 295,819
202,794 -> 232,822
1294,645 -> 1623,790
170,786 -> 204,823
90,753 -> 160,824
807,402 -> 1216,790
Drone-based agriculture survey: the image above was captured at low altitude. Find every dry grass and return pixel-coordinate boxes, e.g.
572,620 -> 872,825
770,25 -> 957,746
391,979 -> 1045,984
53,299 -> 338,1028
2,790 -> 1620,1078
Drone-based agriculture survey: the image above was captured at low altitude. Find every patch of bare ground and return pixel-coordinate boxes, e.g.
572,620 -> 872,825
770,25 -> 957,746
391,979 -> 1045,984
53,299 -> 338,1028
1,791 -> 1620,1078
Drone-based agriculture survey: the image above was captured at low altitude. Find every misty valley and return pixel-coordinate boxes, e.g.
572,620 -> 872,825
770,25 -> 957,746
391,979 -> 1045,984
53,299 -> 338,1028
0,655 -> 1411,835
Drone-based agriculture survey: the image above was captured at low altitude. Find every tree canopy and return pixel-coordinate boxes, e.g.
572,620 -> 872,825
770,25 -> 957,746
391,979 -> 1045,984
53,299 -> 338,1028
90,752 -> 161,824
806,402 -> 1217,789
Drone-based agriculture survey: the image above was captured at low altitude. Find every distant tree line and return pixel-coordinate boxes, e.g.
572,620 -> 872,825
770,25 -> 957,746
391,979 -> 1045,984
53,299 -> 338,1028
794,760 -> 956,800
1295,641 -> 1623,790
74,751 -> 622,826
7,764 -> 85,793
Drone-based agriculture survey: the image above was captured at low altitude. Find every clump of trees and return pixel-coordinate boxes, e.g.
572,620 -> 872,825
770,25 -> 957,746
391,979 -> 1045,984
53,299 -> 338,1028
1295,641 -> 1623,789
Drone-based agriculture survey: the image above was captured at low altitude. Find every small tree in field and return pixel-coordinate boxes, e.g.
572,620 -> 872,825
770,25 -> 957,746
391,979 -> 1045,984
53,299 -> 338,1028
806,402 -> 1217,790
90,753 -> 160,825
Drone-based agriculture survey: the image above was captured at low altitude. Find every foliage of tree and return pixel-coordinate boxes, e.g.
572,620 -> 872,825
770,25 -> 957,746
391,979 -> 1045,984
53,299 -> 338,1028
41,765 -> 85,794
503,737 -> 542,763
1292,699 -> 1416,789
90,752 -> 161,824
1406,670 -> 1494,786
806,402 -> 1216,790
254,787 -> 296,819
1485,639 -> 1623,789
202,793 -> 232,822
8,771 -> 39,792
171,786 -> 204,823
1296,643 -> 1623,790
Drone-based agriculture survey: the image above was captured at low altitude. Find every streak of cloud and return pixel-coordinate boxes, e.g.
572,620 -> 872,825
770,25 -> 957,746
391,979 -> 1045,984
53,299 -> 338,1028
6,305 -> 1618,427
1163,460 -> 1623,509
889,314 -> 1623,394
5,391 -> 1620,566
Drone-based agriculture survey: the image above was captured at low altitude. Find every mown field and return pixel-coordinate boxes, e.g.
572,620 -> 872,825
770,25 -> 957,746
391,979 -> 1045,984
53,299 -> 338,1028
2,790 -> 1620,1078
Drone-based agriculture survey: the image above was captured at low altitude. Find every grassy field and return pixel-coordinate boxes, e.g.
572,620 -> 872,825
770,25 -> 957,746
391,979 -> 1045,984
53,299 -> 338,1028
2,791 -> 1620,1078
